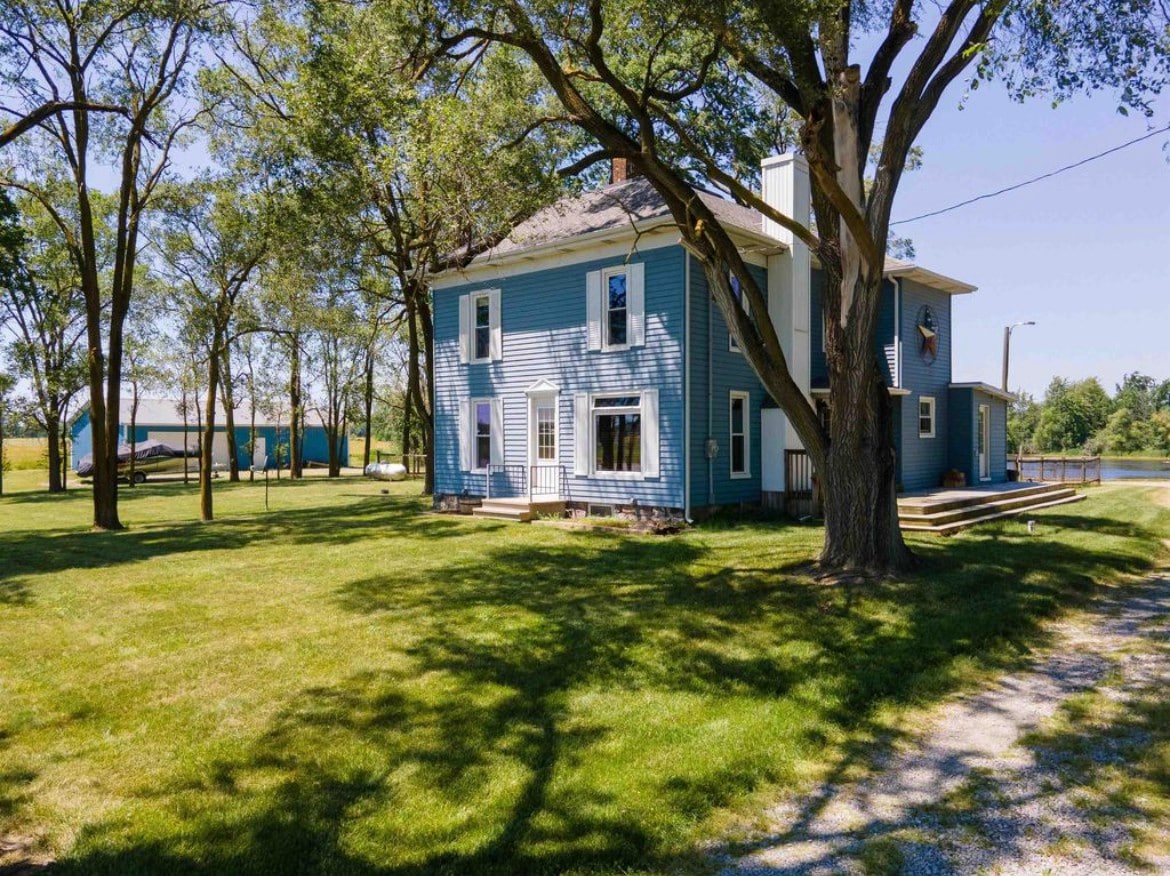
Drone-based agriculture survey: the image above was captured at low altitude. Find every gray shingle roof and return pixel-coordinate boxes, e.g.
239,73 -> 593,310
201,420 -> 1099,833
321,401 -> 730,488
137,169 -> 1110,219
477,177 -> 766,262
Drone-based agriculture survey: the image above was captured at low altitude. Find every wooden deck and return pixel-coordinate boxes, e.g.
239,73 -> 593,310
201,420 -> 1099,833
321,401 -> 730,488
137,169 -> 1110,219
897,481 -> 1085,534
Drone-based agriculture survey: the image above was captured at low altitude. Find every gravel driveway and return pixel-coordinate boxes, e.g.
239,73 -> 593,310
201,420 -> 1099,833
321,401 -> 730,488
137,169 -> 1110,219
721,570 -> 1170,875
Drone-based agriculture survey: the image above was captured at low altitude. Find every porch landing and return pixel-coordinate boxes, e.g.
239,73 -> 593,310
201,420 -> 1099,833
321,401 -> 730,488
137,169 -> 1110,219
898,481 -> 1085,534
473,497 -> 566,523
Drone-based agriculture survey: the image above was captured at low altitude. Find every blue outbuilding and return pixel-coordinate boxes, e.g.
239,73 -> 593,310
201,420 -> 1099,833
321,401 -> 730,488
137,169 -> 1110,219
70,397 -> 345,473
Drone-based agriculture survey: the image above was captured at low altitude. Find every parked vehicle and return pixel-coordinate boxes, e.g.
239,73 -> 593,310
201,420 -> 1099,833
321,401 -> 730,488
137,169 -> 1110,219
76,439 -> 202,484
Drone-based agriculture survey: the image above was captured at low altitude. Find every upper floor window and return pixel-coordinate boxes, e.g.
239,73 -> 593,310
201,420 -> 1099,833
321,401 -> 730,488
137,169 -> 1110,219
474,294 -> 491,360
729,273 -> 751,353
459,289 -> 501,364
606,269 -> 628,347
918,396 -> 936,439
586,263 -> 645,351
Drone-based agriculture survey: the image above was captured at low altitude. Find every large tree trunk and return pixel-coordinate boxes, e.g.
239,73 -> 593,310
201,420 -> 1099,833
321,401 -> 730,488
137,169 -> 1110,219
362,345 -> 375,470
200,335 -> 222,522
220,352 -> 240,482
820,266 -> 915,575
46,413 -> 62,493
289,336 -> 303,479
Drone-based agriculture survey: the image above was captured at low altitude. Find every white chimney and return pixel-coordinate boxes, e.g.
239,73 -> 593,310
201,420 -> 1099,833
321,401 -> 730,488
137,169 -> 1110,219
759,154 -> 813,496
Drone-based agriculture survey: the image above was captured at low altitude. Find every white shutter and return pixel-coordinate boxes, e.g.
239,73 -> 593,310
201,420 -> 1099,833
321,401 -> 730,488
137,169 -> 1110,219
490,397 -> 504,465
586,271 -> 602,351
641,388 -> 659,478
458,294 -> 470,364
458,400 -> 472,471
489,289 -> 502,361
574,392 -> 591,476
628,262 -> 645,347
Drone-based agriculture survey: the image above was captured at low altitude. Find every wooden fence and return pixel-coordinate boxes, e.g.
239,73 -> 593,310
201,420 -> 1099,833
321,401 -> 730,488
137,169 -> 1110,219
784,449 -> 820,518
1011,455 -> 1101,484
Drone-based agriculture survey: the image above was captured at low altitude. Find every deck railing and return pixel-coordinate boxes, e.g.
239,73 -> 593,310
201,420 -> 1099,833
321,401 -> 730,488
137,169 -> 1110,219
1012,455 -> 1101,484
784,449 -> 819,517
486,463 -> 568,502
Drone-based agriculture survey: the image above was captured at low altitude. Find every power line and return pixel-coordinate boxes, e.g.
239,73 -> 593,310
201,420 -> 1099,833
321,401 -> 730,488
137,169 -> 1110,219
890,123 -> 1170,226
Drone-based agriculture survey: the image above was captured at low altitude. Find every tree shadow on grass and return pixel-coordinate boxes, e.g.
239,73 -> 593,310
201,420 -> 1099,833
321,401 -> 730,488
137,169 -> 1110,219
0,495 -> 474,596
29,500 -> 1170,875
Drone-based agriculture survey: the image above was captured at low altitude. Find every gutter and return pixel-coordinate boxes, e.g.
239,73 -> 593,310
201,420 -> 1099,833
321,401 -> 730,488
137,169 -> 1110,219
894,277 -> 902,389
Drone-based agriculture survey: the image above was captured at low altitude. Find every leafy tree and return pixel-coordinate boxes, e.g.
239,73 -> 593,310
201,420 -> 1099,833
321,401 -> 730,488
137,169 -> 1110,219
0,0 -> 226,529
1115,372 -> 1158,421
155,179 -> 272,521
424,0 -> 1170,573
1035,377 -> 1112,452
1007,390 -> 1040,455
208,0 -> 571,494
1094,406 -> 1153,455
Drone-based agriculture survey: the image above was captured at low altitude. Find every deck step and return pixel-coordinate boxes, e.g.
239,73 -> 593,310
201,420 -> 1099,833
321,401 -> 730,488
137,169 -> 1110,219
472,498 -> 565,524
898,487 -> 1080,527
901,493 -> 1086,534
897,481 -> 1067,514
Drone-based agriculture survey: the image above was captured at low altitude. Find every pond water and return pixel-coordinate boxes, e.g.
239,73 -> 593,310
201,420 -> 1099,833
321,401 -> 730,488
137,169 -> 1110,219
1008,457 -> 1170,481
1100,458 -> 1170,480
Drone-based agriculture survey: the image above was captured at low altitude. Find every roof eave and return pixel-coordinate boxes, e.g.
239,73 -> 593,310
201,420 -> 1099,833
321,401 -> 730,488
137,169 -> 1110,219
950,382 -> 1016,402
886,265 -> 977,295
431,216 -> 786,288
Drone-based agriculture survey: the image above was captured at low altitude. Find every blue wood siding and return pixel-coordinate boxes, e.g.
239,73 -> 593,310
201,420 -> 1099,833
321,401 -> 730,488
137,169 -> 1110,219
433,245 -> 687,508
687,256 -> 767,508
898,280 -> 953,490
947,388 -> 1008,485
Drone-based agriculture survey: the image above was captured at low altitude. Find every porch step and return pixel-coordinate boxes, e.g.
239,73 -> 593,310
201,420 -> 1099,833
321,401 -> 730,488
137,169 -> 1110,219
472,498 -> 565,524
898,483 -> 1086,534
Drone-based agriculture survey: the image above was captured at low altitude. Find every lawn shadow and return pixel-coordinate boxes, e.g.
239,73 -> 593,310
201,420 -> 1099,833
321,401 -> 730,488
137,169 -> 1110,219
25,491 -> 1170,874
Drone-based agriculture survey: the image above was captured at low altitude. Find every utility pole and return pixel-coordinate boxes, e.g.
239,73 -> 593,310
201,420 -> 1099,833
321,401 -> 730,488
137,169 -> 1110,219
1002,321 -> 1036,392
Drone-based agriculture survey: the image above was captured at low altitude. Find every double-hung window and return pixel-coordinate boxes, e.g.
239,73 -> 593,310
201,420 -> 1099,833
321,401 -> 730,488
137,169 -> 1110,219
473,294 -> 491,361
586,263 -> 645,351
593,395 -> 642,473
605,269 -> 628,348
729,392 -> 750,477
461,397 -> 502,472
474,400 -> 492,469
918,396 -> 936,439
459,289 -> 501,363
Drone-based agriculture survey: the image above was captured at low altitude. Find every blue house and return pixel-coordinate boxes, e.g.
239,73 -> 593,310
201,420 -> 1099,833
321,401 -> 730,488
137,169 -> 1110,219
70,397 -> 345,475
431,155 -> 1011,519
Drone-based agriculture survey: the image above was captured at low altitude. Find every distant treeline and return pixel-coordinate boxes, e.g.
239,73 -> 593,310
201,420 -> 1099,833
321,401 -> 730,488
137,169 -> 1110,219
1010,373 -> 1170,456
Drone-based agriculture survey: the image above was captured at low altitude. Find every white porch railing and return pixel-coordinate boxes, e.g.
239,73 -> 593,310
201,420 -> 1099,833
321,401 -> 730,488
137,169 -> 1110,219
486,464 -> 567,502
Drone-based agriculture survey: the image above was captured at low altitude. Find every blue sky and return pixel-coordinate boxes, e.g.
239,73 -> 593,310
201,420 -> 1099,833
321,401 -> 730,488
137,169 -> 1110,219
887,87 -> 1169,400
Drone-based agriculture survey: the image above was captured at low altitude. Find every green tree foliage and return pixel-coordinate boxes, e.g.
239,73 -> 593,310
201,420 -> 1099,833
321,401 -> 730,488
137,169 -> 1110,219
1014,373 -> 1170,456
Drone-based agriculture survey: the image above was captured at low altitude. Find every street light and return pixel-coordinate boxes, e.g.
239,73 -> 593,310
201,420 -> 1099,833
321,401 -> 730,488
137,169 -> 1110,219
1002,320 -> 1036,392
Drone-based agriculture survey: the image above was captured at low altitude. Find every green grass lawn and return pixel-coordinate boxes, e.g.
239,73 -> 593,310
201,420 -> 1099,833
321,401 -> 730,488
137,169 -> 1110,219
1,478 -> 1167,875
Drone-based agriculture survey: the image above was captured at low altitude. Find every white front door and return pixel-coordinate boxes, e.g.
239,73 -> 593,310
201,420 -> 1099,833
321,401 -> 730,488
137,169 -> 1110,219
978,404 -> 990,481
529,396 -> 559,496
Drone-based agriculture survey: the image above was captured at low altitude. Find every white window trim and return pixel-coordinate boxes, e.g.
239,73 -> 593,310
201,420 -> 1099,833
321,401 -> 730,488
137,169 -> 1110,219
729,391 -> 751,479
918,395 -> 936,439
470,292 -> 493,363
601,265 -> 630,352
470,398 -> 493,472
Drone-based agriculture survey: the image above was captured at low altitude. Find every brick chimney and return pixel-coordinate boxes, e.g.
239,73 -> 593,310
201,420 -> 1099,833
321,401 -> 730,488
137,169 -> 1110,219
610,157 -> 640,184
